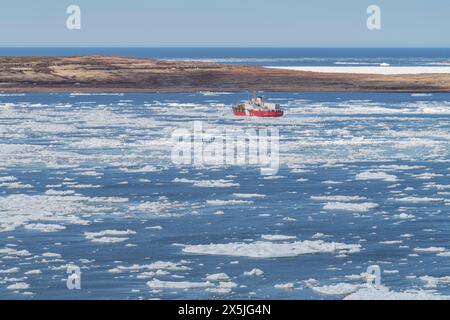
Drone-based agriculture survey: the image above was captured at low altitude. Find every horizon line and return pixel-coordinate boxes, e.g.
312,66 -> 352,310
1,46 -> 450,50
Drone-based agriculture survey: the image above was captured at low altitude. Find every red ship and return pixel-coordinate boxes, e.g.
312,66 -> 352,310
233,95 -> 284,117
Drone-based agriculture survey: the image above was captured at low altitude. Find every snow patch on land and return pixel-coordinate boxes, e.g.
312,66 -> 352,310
267,66 -> 450,75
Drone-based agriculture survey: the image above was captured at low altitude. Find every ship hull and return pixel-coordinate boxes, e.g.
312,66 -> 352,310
233,110 -> 284,117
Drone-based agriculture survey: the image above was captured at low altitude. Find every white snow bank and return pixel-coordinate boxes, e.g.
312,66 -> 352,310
266,66 -> 450,75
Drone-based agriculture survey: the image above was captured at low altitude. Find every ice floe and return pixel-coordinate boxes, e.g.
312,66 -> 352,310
395,196 -> 445,203
356,171 -> 398,182
261,235 -> 297,241
131,197 -> 190,217
414,247 -> 446,253
323,202 -> 379,212
418,275 -> 450,288
6,282 -> 30,291
274,283 -> 294,290
206,200 -> 253,206
205,273 -> 230,282
393,213 -> 416,220
173,178 -> 239,188
311,195 -> 367,201
24,270 -> 42,275
0,267 -> 19,274
243,269 -> 264,277
182,240 -> 360,258
344,286 -> 449,300
24,223 -> 66,233
306,280 -> 362,296
2,93 -> 450,299
147,279 -> 213,290
232,193 -> 266,199
108,261 -> 191,274
0,193 -> 121,232
84,229 -> 136,244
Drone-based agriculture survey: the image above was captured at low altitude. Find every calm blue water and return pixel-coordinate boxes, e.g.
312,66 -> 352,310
1,91 -> 450,299
1,48 -> 450,66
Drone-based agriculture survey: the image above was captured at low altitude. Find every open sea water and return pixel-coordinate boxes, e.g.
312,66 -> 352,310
1,48 -> 450,299
0,90 -> 450,299
1,47 -> 450,66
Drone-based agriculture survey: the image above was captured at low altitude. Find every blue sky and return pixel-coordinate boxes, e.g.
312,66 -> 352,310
0,0 -> 449,47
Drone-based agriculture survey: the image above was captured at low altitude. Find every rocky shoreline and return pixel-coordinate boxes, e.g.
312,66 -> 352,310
1,55 -> 450,92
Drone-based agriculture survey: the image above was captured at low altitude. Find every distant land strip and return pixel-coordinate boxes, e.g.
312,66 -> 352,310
1,55 -> 450,93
